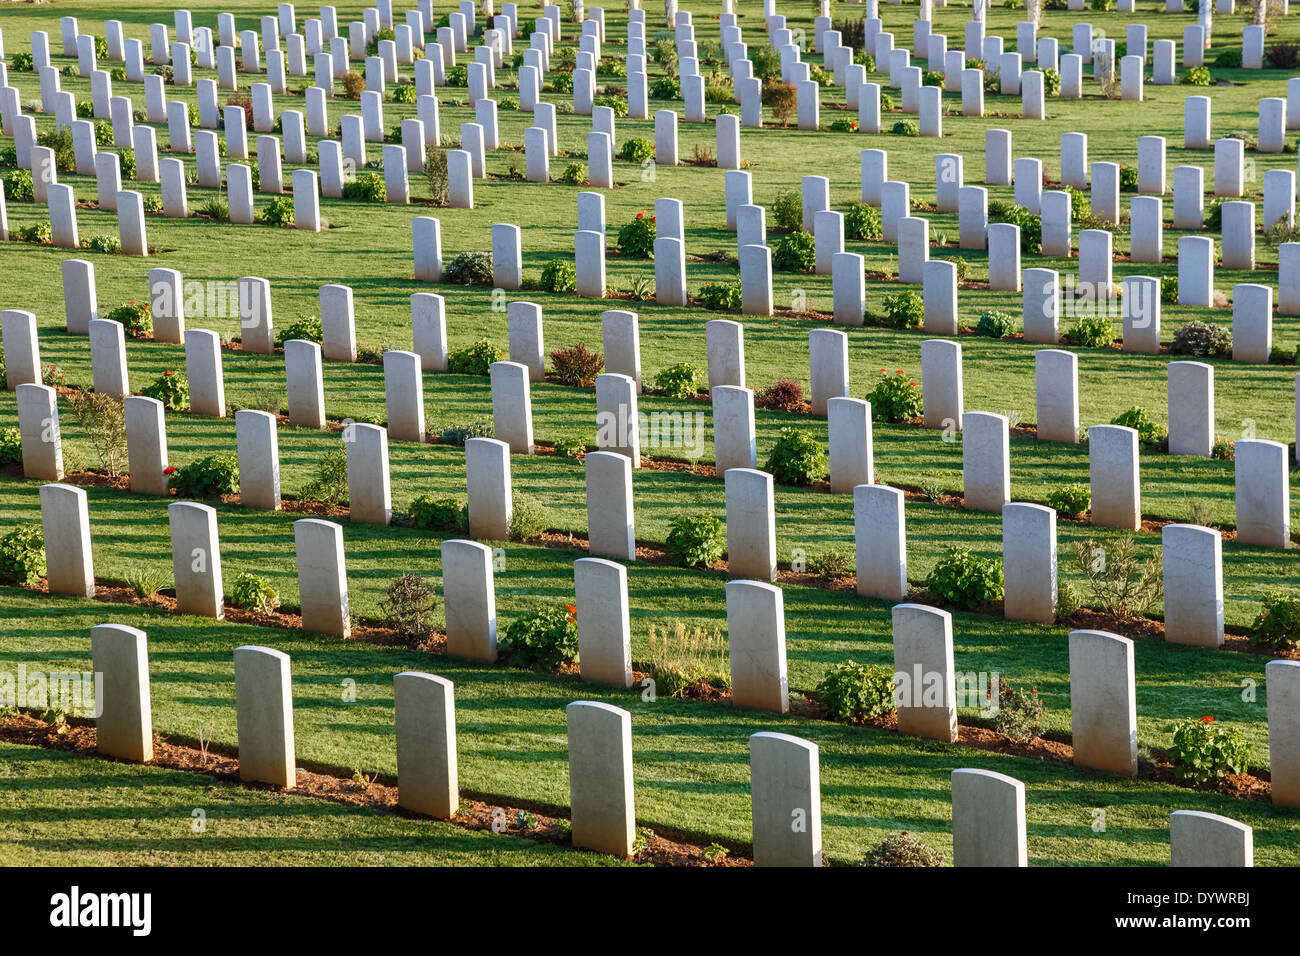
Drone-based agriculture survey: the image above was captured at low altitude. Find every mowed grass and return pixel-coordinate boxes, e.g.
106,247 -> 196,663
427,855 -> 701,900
1,1 -> 1299,865
0,740 -> 628,866
3,588 -> 1300,866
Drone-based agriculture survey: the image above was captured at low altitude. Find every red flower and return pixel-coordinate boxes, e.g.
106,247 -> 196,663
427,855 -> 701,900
636,212 -> 643,218
895,369 -> 904,374
650,216 -> 656,222
1200,715 -> 1215,723
879,367 -> 887,373
163,466 -> 176,475
566,604 -> 576,613
909,380 -> 917,387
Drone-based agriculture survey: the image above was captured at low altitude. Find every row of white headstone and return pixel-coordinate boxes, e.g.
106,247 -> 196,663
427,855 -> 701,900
75,606 -> 1300,865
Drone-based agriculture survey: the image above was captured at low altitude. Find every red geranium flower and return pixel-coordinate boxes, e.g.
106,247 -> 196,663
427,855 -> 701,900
163,466 -> 176,475
1200,715 -> 1215,723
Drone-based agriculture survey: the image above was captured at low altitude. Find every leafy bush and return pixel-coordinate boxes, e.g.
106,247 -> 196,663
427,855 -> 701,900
1214,48 -> 1242,69
4,169 -> 34,201
1042,68 -> 1061,96
817,660 -> 896,724
540,259 -> 577,293
169,454 -> 239,499
276,314 -> 324,346
845,202 -> 883,240
299,447 -> 348,504
19,222 -> 53,244
1247,593 -> 1300,650
138,370 -> 189,410
0,525 -> 45,587
553,437 -> 586,458
1168,716 -> 1253,785
828,117 -> 858,133
1055,580 -> 1083,620
1119,164 -> 1139,192
866,369 -> 922,423
0,427 -> 21,466
618,137 -> 655,163
442,251 -> 495,285
447,339 -> 503,376
772,231 -> 816,273
1212,437 -> 1236,460
1265,42 -> 1300,71
84,234 -> 121,253
379,573 -> 439,646
37,127 -> 76,173
388,82 -> 417,104
194,198 -> 229,220
1111,406 -> 1167,447
258,194 -> 295,227
10,51 -> 34,72
228,572 -> 279,613
504,605 -> 579,670
424,144 -> 449,205
649,75 -> 680,99
1065,314 -> 1113,348
550,343 -> 604,387
67,392 -> 127,474
341,71 -> 366,98
808,548 -> 853,579
1045,483 -> 1091,518
1181,66 -> 1212,86
880,290 -> 924,329
892,119 -> 919,136
653,363 -> 702,399
754,379 -> 804,412
509,493 -> 549,541
1070,534 -> 1163,619
557,161 -> 587,185
616,210 -> 656,258
975,310 -> 1017,338
770,189 -> 803,232
1160,275 -> 1178,303
697,280 -> 742,311
593,93 -> 629,116
665,514 -> 725,569
1170,320 -> 1232,358
341,172 -> 385,201
763,428 -> 827,486
431,421 -> 492,445
407,494 -> 467,532
926,548 -> 1004,610
763,82 -> 798,125
859,832 -> 943,867
995,678 -> 1046,742
105,302 -> 153,339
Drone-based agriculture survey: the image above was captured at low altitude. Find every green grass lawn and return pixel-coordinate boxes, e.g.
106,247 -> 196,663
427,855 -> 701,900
0,739 -> 628,866
1,0 -> 1299,867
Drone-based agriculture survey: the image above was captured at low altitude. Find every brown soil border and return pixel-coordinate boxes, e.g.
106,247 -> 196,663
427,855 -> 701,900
0,713 -> 749,867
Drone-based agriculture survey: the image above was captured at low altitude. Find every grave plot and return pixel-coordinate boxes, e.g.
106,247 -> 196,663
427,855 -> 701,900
1,0 -> 1299,875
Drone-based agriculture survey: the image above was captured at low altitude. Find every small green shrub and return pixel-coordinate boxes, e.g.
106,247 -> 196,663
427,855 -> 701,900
299,446 -> 348,504
138,370 -> 189,410
618,138 -> 655,163
649,75 -> 680,99
892,119 -> 919,136
84,234 -> 121,253
0,427 -> 21,466
1170,320 -> 1232,358
828,117 -> 858,133
388,82 -> 417,104
772,231 -> 816,273
504,605 -> 579,670
845,202 -> 883,240
447,339 -> 503,376
540,259 -> 577,293
1110,406 -> 1168,447
377,573 -> 438,647
616,210 -> 656,258
1247,593 -> 1300,650
665,514 -> 725,569
0,525 -> 45,587
880,290 -> 924,330
407,494 -> 467,532
106,302 -> 153,339
3,169 -> 34,201
509,493 -> 549,541
763,82 -> 798,125
926,547 -> 1004,610
276,315 -> 324,345
1045,483 -> 1091,518
859,832 -> 943,867
19,223 -> 53,244
866,369 -> 922,423
557,160 -> 587,185
1055,580 -> 1083,620
1065,314 -> 1113,348
442,250 -> 495,286
553,437 -> 586,458
257,194 -> 295,227
653,363 -> 702,399
817,660 -> 896,724
808,548 -> 853,580
697,281 -> 742,311
431,421 -> 493,445
770,189 -> 803,232
1168,716 -> 1252,785
763,428 -> 827,486
1042,68 -> 1061,96
169,454 -> 240,499
994,678 -> 1046,742
228,572 -> 279,613
1213,48 -> 1242,69
1181,66 -> 1212,86
975,310 -> 1017,338
341,172 -> 386,201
